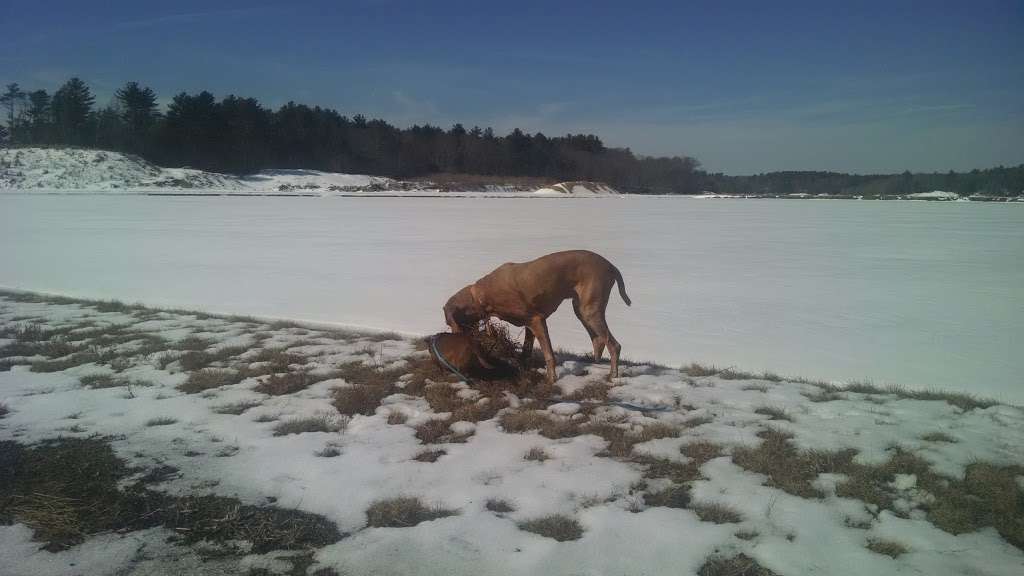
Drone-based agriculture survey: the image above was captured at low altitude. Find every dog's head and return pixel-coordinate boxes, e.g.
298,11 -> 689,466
443,285 -> 485,333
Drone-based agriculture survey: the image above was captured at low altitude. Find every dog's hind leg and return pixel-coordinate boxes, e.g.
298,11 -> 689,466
573,296 -> 603,361
521,328 -> 535,363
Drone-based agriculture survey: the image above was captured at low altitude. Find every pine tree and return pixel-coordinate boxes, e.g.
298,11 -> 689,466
25,90 -> 52,143
115,81 -> 159,153
52,78 -> 95,145
0,83 -> 26,141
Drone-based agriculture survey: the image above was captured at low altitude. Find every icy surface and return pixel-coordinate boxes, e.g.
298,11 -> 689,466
1,296 -> 1022,575
1,195 -> 1022,402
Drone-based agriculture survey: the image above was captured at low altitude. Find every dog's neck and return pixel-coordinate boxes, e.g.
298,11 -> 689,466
469,284 -> 487,312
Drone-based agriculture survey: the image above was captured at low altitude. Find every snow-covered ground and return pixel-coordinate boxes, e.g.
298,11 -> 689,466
0,148 -> 621,197
0,148 -> 396,194
2,195 -> 1022,402
2,294 -> 1022,575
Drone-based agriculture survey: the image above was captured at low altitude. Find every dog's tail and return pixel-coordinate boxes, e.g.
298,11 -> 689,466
612,265 -> 632,306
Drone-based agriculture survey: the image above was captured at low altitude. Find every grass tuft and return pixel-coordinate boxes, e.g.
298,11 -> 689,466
213,400 -> 262,415
145,417 -> 177,427
643,484 -> 691,509
177,368 -> 239,394
524,447 -> 550,462
517,514 -> 584,541
272,414 -> 346,436
315,446 -> 342,458
364,496 -> 456,528
681,363 -> 720,377
697,554 -> 780,576
333,384 -> 393,416
681,441 -> 724,464
499,410 -> 583,439
692,502 -> 744,524
414,419 -> 473,444
0,437 -> 343,552
732,428 -> 857,499
413,449 -> 446,462
921,431 -> 957,443
754,406 -> 794,422
485,498 -> 515,513
866,538 -> 908,558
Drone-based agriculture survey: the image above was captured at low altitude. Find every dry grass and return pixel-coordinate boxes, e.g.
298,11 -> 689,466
329,361 -> 407,416
387,411 -> 409,425
634,456 -> 702,484
742,383 -> 770,392
866,538 -> 908,558
333,384 -> 393,416
145,416 -> 177,427
173,335 -> 214,351
485,498 -> 515,513
643,484 -> 691,509
414,419 -> 473,444
586,421 -> 680,458
30,347 -> 118,373
683,414 -> 714,428
178,345 -> 248,371
692,502 -> 744,524
364,496 -> 456,528
567,381 -> 611,401
272,414 -> 346,436
921,431 -> 957,443
315,446 -> 342,458
697,554 -> 780,576
177,368 -> 240,393
413,449 -> 446,462
79,373 -> 152,391
729,427 -> 1024,549
836,454 -> 1024,549
732,428 -> 858,499
498,410 -> 582,439
754,406 -> 793,422
681,441 -> 724,464
253,371 -> 323,396
804,388 -> 844,402
0,437 -> 343,552
681,363 -> 721,377
518,515 -> 584,541
841,381 -> 997,411
213,400 -> 262,415
424,383 -> 463,413
524,447 -> 550,462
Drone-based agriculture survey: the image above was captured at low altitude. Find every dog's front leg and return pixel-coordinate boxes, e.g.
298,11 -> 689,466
528,317 -> 557,385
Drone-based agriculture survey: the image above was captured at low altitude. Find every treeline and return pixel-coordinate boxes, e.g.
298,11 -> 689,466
0,79 -> 701,193
1,79 -> 1021,196
702,168 -> 1024,198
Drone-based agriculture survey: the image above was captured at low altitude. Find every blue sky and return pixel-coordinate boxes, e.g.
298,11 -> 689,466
1,0 -> 1021,174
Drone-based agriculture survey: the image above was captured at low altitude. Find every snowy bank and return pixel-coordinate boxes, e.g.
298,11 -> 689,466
1,290 -> 1022,575
533,181 -> 621,196
1,148 -> 627,197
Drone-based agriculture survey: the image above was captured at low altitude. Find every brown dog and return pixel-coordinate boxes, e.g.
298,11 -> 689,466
444,250 -> 631,384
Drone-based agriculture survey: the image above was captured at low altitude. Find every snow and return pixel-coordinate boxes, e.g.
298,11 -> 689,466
0,147 -> 396,194
533,181 -> 621,196
2,296 -> 1024,575
2,195 -> 1021,402
907,191 -> 960,200
1,148 -> 626,197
